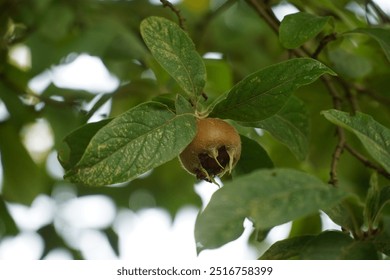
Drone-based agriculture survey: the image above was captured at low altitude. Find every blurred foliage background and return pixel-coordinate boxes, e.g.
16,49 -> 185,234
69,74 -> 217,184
0,0 -> 390,259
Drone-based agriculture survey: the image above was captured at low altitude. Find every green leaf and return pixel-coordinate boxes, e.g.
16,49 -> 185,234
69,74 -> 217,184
59,118 -> 113,170
378,187 -> 390,219
175,94 -> 194,114
350,28 -> 390,62
262,231 -> 379,260
210,58 -> 335,122
195,168 -> 346,252
301,231 -> 378,260
254,228 -> 272,243
232,135 -> 273,177
140,16 -> 206,100
324,196 -> 364,233
341,241 -> 379,260
64,102 -> 196,186
289,213 -> 322,238
322,110 -> 390,173
42,105 -> 85,151
260,235 -> 315,260
240,96 -> 310,160
365,179 -> 390,228
374,216 -> 390,255
364,172 -> 381,228
151,93 -> 176,112
301,231 -> 352,259
280,12 -> 332,49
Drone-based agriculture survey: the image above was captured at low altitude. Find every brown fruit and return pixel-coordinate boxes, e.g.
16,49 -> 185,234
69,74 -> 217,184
179,118 -> 241,183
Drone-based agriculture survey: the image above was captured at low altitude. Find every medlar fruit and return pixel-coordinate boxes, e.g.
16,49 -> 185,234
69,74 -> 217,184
179,118 -> 241,183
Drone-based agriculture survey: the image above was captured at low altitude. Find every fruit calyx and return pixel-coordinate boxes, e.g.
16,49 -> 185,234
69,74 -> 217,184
179,117 -> 241,184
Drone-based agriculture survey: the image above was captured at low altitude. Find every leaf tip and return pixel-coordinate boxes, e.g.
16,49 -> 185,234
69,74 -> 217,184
196,241 -> 205,256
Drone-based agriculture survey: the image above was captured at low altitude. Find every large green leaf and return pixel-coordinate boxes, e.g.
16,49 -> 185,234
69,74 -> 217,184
374,216 -> 390,255
324,196 -> 364,233
301,231 -> 379,260
232,135 -> 273,177
378,187 -> 390,219
280,12 -> 332,49
240,96 -> 309,160
261,231 -> 379,260
350,28 -> 390,62
140,16 -> 206,101
59,118 -> 113,170
288,213 -> 322,238
195,168 -> 346,252
175,94 -> 194,114
364,173 -> 390,227
64,102 -> 196,186
322,110 -> 390,173
260,235 -> 315,260
210,58 -> 335,122
364,172 -> 380,228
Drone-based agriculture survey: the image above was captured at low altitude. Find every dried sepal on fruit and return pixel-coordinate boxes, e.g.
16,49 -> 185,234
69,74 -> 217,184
179,118 -> 241,184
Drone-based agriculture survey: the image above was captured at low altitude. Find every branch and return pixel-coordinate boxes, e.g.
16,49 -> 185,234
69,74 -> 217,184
245,0 -> 279,34
244,0 -> 314,57
328,127 -> 346,186
321,75 -> 346,186
344,144 -> 390,180
160,0 -> 187,30
312,33 -> 337,59
353,83 -> 390,107
322,75 -> 343,110
336,77 -> 360,114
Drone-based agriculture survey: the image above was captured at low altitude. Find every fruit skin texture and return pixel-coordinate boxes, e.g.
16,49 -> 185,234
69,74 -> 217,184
179,118 -> 241,182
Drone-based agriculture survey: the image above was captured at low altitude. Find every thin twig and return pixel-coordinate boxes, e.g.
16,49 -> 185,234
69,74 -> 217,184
244,0 -> 311,57
336,77 -> 360,114
344,144 -> 390,180
328,127 -> 345,186
312,33 -> 337,59
0,73 -> 80,109
353,83 -> 390,107
322,75 -> 346,186
322,76 -> 342,109
244,0 -> 279,34
160,0 -> 187,30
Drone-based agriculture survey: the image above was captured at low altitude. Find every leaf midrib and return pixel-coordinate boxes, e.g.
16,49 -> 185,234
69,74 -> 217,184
214,67 -> 326,117
76,113 -> 193,169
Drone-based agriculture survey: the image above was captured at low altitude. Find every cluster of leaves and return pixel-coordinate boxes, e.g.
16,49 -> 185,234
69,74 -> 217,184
1,0 -> 390,259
